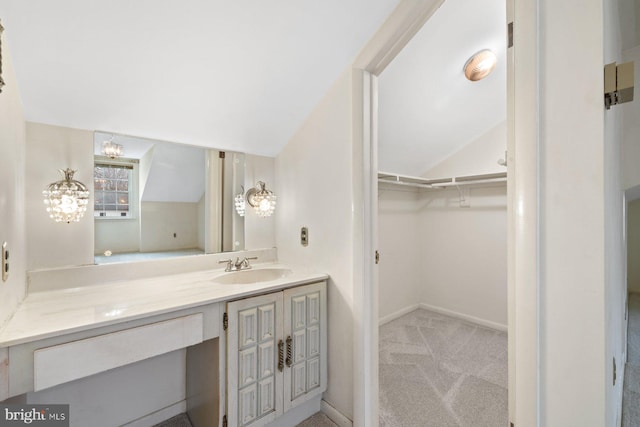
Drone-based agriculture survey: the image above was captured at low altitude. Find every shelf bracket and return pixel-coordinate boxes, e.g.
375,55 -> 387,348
456,185 -> 471,208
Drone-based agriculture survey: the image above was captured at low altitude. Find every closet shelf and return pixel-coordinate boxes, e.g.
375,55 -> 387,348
378,171 -> 507,190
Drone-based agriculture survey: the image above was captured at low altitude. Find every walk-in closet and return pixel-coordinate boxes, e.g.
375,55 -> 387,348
375,0 -> 508,425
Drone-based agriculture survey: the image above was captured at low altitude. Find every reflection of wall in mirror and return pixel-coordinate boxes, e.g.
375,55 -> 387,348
93,139 -> 207,256
25,122 -> 94,270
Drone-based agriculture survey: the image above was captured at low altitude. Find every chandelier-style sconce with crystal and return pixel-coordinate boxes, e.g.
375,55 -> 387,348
43,168 -> 90,223
234,186 -> 246,217
246,181 -> 276,218
102,135 -> 123,159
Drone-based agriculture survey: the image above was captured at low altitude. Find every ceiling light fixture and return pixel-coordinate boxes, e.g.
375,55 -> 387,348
246,181 -> 276,218
43,168 -> 90,223
463,49 -> 497,82
102,136 -> 124,159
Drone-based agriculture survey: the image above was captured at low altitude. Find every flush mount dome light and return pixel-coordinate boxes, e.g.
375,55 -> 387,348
464,49 -> 497,81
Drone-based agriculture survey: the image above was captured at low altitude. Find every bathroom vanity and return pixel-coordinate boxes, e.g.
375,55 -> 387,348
0,253 -> 328,427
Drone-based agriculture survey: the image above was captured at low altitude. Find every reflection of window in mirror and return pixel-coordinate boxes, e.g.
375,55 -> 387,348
94,163 -> 135,218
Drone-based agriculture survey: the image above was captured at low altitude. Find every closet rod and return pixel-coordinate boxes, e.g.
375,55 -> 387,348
377,171 -> 507,189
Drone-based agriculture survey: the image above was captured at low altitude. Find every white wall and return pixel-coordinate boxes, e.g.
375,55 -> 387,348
418,186 -> 507,328
94,219 -> 140,255
377,188 -> 421,321
622,44 -> 640,190
422,121 -> 507,178
25,122 -> 94,270
275,69 -> 354,420
629,200 -> 640,293
604,1 -> 626,424
537,0 -> 625,424
0,39 -> 27,326
140,202 -> 200,252
377,124 -> 507,328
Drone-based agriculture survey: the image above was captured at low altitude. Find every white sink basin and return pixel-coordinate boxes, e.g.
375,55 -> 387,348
213,268 -> 293,285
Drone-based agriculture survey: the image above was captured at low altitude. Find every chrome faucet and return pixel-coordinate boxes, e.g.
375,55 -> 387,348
218,256 -> 258,272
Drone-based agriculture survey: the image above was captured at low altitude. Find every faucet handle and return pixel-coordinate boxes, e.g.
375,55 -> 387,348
242,256 -> 258,268
218,259 -> 233,271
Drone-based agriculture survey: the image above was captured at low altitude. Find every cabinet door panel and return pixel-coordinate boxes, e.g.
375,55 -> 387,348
291,363 -> 307,400
307,357 -> 321,391
291,296 -> 307,330
239,308 -> 257,348
258,342 -> 275,379
239,384 -> 257,425
227,293 -> 283,427
292,329 -> 306,363
258,377 -> 275,416
308,325 -> 320,358
259,305 -> 275,342
239,347 -> 257,386
283,282 -> 327,412
307,292 -> 320,325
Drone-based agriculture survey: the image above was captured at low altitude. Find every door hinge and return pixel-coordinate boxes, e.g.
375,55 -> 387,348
219,151 -> 226,159
605,61 -> 634,109
223,312 -> 228,331
613,357 -> 617,386
508,22 -> 513,48
222,414 -> 227,427
375,250 -> 380,264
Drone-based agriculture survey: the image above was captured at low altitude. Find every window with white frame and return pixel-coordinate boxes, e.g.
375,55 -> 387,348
94,163 -> 133,217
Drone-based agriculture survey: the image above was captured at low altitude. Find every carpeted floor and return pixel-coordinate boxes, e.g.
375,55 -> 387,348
623,293 -> 640,426
153,412 -> 336,427
379,308 -> 508,427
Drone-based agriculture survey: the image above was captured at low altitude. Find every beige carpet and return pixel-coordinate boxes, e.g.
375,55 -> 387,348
623,293 -> 640,426
379,308 -> 508,427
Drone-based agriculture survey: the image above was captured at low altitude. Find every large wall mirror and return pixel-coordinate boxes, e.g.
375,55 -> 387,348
93,131 -> 245,264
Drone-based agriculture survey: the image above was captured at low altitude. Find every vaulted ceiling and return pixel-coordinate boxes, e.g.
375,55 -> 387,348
0,0 -> 400,156
378,0 -> 506,176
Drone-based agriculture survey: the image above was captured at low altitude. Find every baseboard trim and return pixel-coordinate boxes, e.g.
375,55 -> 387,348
418,303 -> 507,332
122,400 -> 186,427
378,304 -> 421,326
321,400 -> 353,427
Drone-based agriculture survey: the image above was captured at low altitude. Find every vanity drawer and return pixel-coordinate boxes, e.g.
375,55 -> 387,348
33,313 -> 204,391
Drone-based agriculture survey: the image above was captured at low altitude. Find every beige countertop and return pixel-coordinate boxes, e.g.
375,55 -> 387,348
0,263 -> 328,347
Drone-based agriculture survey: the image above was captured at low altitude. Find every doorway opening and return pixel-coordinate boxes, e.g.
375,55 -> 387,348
374,0 -> 507,424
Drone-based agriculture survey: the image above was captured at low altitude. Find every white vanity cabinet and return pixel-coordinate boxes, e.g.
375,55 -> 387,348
225,281 -> 327,427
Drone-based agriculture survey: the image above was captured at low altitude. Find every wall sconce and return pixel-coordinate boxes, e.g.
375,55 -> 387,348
234,186 -> 246,217
246,181 -> 276,218
102,136 -> 124,159
43,168 -> 90,223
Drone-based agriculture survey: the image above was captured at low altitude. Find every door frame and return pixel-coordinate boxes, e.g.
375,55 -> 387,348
351,0 -> 539,425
